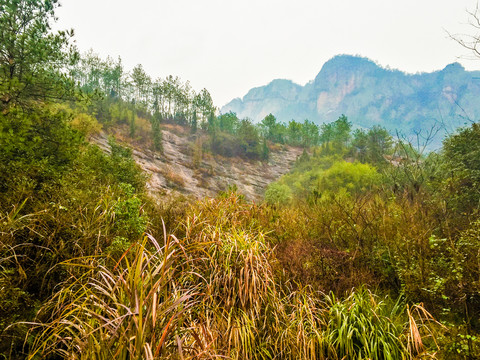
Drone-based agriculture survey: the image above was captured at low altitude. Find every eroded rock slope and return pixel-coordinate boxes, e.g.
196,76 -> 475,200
93,127 -> 302,201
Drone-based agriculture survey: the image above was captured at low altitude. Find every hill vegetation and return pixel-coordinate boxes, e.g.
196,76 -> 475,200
1,1 -> 480,359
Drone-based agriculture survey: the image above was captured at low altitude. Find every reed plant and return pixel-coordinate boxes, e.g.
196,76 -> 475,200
322,289 -> 440,360
28,233 -> 196,360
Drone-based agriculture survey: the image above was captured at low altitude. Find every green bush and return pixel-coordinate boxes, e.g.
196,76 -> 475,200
264,183 -> 292,206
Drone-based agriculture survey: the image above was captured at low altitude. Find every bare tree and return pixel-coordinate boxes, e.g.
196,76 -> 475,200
448,2 -> 480,59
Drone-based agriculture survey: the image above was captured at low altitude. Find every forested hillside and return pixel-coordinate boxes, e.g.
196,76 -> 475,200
1,1 -> 480,359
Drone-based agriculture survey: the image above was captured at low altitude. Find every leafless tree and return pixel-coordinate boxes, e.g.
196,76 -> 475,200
448,2 -> 480,59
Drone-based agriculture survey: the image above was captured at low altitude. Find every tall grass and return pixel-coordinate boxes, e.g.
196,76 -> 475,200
28,233 -> 196,359
323,289 -> 440,360
26,194 -> 440,359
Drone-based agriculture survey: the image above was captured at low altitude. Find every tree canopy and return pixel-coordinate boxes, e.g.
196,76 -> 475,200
0,0 -> 77,113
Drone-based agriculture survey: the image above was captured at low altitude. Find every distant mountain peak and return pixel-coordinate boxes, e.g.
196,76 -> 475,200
221,55 -> 480,149
320,54 -> 378,70
442,62 -> 465,73
313,55 -> 391,90
242,78 -> 302,102
268,78 -> 298,86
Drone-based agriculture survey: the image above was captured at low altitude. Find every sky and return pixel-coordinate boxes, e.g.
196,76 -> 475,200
54,0 -> 480,107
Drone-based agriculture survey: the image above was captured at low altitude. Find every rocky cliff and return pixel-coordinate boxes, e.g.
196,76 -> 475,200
93,124 -> 302,201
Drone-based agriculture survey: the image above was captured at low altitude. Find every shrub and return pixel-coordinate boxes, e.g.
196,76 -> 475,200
264,182 -> 292,206
70,113 -> 102,139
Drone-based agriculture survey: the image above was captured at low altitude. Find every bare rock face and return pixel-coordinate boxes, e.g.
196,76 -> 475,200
92,128 -> 302,201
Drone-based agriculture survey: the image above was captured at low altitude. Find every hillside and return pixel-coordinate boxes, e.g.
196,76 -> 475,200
93,124 -> 303,201
222,55 -> 480,147
3,2 -> 480,358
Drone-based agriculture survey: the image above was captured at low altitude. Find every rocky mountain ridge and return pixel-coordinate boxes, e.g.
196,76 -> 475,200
222,55 -> 480,148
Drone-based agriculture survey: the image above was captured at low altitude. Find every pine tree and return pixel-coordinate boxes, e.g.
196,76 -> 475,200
191,109 -> 198,134
0,0 -> 78,113
152,111 -> 163,152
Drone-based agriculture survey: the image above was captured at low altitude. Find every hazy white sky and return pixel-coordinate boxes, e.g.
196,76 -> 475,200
55,0 -> 480,106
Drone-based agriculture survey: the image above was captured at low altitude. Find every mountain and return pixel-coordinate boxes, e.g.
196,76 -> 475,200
222,55 -> 480,148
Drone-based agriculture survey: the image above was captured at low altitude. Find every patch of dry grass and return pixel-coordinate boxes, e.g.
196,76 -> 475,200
163,167 -> 185,188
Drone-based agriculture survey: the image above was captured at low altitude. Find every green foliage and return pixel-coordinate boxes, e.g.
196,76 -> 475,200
351,125 -> 393,165
151,111 -> 163,151
194,88 -> 215,125
320,115 -> 352,152
318,161 -> 380,195
131,64 -> 151,103
209,117 -> 265,160
207,111 -> 216,135
0,105 -> 82,200
261,137 -> 269,160
0,96 -> 146,357
442,122 -> 480,214
217,111 -> 239,134
191,109 -> 197,133
0,146 -> 148,357
107,100 -> 134,125
75,51 -> 124,97
129,105 -> 136,137
259,116 -> 322,148
324,290 -> 408,360
287,119 -> 303,146
261,113 -> 286,144
0,0 -> 78,113
301,119 -> 320,147
209,131 -> 239,157
107,137 -> 146,191
273,158 -> 379,201
236,118 -> 263,159
264,183 -> 292,206
70,112 -> 102,139
260,113 -> 276,137
112,183 -> 148,239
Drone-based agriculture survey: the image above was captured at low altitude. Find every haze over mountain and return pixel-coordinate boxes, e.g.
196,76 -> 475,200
222,55 -> 480,148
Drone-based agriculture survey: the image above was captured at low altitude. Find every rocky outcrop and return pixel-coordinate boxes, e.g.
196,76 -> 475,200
93,127 -> 302,201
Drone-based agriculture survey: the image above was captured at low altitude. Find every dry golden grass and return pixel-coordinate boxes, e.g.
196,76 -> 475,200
163,167 -> 185,188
